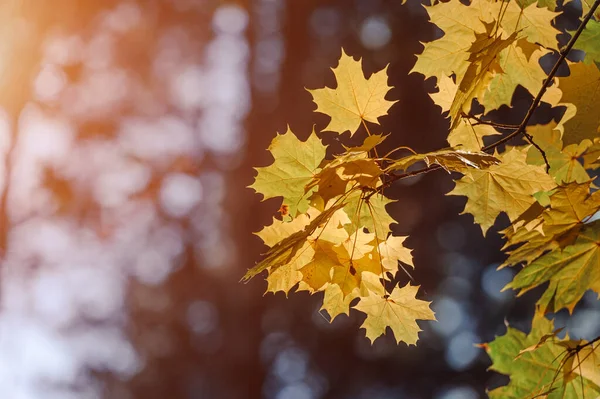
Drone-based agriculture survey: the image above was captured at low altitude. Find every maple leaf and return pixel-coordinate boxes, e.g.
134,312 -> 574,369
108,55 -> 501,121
574,19 -> 600,64
500,2 -> 561,50
307,153 -> 383,204
308,49 -> 396,136
447,117 -> 500,150
250,127 -> 327,217
485,315 -> 600,398
411,0 -> 497,82
429,75 -> 457,113
242,203 -> 345,282
502,182 -> 600,268
448,30 -> 517,126
354,284 -> 435,345
378,235 -> 413,272
507,219 -> 600,313
300,241 -> 338,292
557,62 -> 600,146
526,123 -> 591,184
320,283 -> 358,321
266,241 -> 314,294
388,148 -> 500,173
484,42 -> 550,111
330,230 -> 382,296
343,190 -> 396,240
449,148 -> 556,235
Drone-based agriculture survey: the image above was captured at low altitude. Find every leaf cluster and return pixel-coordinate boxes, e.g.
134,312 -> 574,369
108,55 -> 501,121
247,0 -> 600,395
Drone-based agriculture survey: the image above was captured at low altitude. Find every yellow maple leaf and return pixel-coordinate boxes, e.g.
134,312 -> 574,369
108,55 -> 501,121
500,2 -> 561,50
299,241 -> 338,292
411,0 -> 498,82
387,148 -> 500,173
484,42 -> 550,111
448,30 -> 517,127
330,231 -> 381,296
501,182 -> 600,269
526,123 -> 591,184
242,203 -> 344,282
449,148 -> 556,235
447,117 -> 500,151
429,75 -> 458,113
308,49 -> 397,136
343,190 -> 396,240
378,235 -> 413,272
354,284 -> 435,345
541,182 -> 600,242
250,127 -> 327,217
266,241 -> 314,294
557,62 -> 600,146
320,283 -> 358,321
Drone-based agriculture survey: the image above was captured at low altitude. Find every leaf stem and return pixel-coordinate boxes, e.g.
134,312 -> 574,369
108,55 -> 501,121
369,0 -> 600,197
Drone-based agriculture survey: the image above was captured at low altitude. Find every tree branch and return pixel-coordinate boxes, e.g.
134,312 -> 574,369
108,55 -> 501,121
368,0 -> 600,198
462,112 -> 519,130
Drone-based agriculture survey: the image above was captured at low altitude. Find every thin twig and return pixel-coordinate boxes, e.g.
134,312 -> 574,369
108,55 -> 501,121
463,112 -> 519,130
369,0 -> 600,198
481,0 -> 600,151
571,334 -> 600,354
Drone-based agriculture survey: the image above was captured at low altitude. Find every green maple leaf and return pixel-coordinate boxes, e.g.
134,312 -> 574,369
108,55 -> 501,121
507,219 -> 600,313
485,315 -> 600,398
250,127 -> 327,217
573,19 -> 600,64
308,49 -> 396,136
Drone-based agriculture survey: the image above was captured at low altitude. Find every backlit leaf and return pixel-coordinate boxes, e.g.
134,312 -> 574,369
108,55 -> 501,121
308,49 -> 396,136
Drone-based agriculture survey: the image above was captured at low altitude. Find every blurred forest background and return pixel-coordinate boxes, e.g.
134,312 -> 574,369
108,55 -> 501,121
0,0 -> 598,398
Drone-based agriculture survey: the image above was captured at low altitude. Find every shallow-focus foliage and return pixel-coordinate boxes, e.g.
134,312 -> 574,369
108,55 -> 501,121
247,0 -> 600,395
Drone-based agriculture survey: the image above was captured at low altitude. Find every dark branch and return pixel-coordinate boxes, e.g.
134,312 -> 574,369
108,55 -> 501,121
462,112 -> 519,130
482,0 -> 600,151
370,0 -> 600,197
